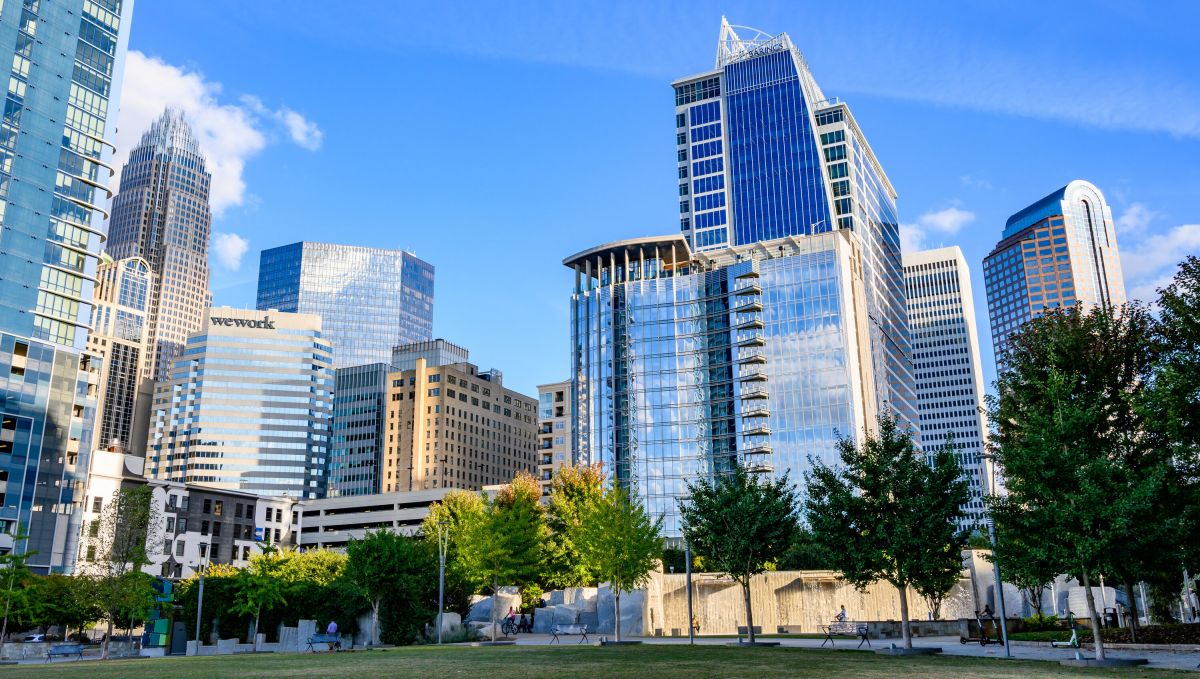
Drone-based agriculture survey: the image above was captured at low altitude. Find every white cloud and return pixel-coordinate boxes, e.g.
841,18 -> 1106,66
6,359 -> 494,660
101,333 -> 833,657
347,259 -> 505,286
900,207 -> 976,253
113,51 -> 322,215
212,232 -> 250,270
1116,202 -> 1157,236
1119,223 -> 1200,303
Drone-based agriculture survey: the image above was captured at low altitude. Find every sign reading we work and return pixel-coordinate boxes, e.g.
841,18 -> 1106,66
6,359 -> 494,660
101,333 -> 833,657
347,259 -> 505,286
211,316 -> 275,330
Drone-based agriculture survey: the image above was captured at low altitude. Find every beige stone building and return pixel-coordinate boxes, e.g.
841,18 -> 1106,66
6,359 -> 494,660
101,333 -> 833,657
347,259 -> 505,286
536,380 -> 572,498
382,351 -> 538,492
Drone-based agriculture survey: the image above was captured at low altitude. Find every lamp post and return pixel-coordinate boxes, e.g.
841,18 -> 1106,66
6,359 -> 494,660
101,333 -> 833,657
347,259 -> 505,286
980,455 -> 1010,656
194,542 -> 210,649
437,521 -> 448,645
685,541 -> 695,646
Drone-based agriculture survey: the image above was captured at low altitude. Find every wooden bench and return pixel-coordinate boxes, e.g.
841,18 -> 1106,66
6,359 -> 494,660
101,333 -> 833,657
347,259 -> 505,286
45,644 -> 85,662
306,633 -> 342,652
550,624 -> 589,644
820,621 -> 870,648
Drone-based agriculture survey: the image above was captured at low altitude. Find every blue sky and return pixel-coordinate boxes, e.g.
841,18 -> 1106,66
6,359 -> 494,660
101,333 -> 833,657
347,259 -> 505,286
115,0 -> 1200,395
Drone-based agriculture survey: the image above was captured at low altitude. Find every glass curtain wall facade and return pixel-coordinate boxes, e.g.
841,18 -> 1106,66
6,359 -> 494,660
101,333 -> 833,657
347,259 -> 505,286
0,0 -> 131,572
566,233 -> 876,535
983,180 -> 1126,365
327,363 -> 392,497
257,242 -> 435,368
87,255 -> 154,454
148,307 -> 334,499
672,18 -> 914,426
903,247 -> 991,530
105,109 -> 213,383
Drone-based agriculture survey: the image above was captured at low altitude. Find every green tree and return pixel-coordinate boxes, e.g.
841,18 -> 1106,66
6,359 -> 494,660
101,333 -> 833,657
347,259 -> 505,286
778,525 -> 834,571
80,485 -> 161,659
543,464 -> 605,588
574,485 -> 663,641
988,510 -> 1058,618
804,414 -> 969,649
231,552 -> 287,648
0,531 -> 37,641
422,489 -> 487,617
459,472 -> 545,640
34,574 -> 104,641
678,465 -> 798,644
345,529 -> 436,646
987,303 -> 1173,661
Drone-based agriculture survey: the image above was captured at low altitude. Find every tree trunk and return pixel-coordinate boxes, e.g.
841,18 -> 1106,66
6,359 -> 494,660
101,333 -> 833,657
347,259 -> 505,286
742,581 -> 755,644
1123,581 -> 1138,643
614,589 -> 622,642
897,583 -> 912,649
102,617 -> 113,660
1081,571 -> 1106,661
371,600 -> 380,646
253,607 -> 261,650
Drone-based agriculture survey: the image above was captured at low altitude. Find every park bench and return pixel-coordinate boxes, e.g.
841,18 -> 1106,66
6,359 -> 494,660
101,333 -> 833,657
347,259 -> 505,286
306,633 -> 342,652
550,624 -> 589,644
820,621 -> 870,648
45,643 -> 85,662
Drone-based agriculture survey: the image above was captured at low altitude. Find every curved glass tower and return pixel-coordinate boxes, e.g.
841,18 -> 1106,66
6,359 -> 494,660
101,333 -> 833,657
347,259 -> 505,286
106,109 -> 213,383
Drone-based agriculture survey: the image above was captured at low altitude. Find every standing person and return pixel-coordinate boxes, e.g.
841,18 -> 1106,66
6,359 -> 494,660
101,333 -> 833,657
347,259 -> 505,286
326,620 -> 340,651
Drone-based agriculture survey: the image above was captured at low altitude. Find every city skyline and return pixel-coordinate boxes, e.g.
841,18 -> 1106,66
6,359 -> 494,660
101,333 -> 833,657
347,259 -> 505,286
114,2 -> 1200,397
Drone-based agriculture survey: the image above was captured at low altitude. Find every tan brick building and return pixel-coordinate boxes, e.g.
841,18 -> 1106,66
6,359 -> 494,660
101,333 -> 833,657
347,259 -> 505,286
536,380 -> 573,498
383,352 -> 538,492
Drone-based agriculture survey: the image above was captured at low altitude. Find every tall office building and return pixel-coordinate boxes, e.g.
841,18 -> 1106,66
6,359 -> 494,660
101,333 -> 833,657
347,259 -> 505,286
105,108 -> 213,383
148,307 -> 334,499
567,233 -> 880,534
567,19 -> 913,534
536,380 -> 572,498
87,254 -> 154,454
257,242 -> 435,368
382,344 -> 537,493
327,363 -> 392,497
903,247 -> 990,530
983,180 -> 1126,363
0,0 -> 132,572
673,18 -> 913,426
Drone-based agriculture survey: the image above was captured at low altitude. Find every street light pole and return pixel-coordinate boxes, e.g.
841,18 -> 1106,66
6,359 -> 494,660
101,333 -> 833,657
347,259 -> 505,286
437,521 -> 448,645
194,543 -> 210,649
685,541 -> 694,646
980,455 -> 1010,657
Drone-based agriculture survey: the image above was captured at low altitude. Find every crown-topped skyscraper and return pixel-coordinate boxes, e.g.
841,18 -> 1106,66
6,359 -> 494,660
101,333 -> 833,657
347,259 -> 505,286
106,109 -> 213,384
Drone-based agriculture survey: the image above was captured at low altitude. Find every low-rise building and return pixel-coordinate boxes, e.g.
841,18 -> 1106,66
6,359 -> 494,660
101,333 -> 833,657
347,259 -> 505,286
293,488 -> 450,550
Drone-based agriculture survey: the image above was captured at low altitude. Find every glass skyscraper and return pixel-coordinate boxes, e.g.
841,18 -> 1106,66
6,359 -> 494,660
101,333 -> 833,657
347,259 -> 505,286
565,19 -> 915,534
257,242 -> 435,368
567,233 -> 879,534
105,108 -> 213,384
673,18 -> 914,424
0,0 -> 131,572
87,254 -> 154,455
148,307 -> 334,499
327,362 -> 392,497
904,246 -> 991,530
983,180 -> 1126,364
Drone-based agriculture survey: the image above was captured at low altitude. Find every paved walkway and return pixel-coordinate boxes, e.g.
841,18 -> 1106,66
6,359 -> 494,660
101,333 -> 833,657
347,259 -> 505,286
504,633 -> 1200,672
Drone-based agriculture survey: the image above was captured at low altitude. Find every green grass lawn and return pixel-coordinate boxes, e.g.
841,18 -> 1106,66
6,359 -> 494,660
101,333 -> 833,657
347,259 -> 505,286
2,645 -> 1188,679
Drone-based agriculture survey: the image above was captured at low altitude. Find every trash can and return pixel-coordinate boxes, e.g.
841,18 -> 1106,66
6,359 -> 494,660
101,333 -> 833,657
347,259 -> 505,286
1103,607 -> 1118,628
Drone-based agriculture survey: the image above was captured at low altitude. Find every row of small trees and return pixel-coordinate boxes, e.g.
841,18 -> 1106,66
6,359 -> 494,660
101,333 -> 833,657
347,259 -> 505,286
987,255 -> 1200,661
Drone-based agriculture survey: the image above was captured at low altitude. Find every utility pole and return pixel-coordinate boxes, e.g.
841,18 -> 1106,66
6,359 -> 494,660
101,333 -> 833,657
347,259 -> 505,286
981,455 -> 1010,656
437,521 -> 448,644
194,543 -> 210,650
685,541 -> 695,646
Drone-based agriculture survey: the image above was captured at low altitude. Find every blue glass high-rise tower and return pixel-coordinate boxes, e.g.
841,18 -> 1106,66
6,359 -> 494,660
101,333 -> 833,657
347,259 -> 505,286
674,18 -> 914,425
567,19 -> 916,535
0,0 -> 132,572
257,242 -> 434,368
